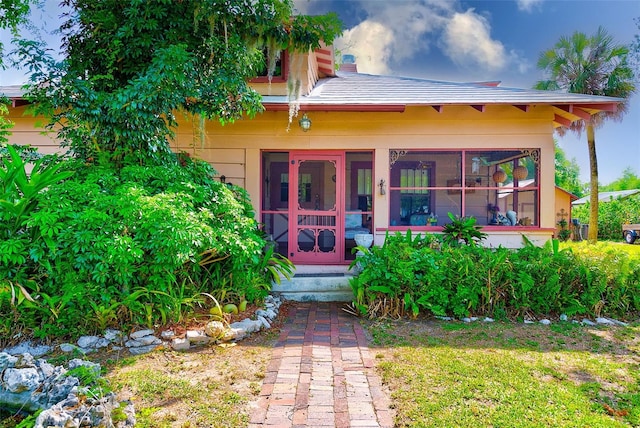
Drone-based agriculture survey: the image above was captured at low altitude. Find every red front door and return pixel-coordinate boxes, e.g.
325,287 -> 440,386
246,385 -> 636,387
289,152 -> 344,264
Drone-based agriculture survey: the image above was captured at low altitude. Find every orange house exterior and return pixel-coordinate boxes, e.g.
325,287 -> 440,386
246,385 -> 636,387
2,46 -> 621,265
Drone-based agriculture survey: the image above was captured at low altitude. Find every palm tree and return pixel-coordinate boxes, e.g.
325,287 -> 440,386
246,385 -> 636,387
535,26 -> 636,242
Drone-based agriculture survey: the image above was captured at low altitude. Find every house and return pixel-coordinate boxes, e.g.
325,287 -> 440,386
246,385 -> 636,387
2,45 -> 623,266
555,186 -> 580,240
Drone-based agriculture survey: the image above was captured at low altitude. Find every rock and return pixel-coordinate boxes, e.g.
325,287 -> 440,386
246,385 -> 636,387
124,339 -> 143,348
462,317 -> 472,323
524,320 -> 535,324
4,367 -> 40,393
77,335 -> 101,349
186,330 -> 210,344
230,319 -> 262,334
129,329 -> 155,340
131,335 -> 162,347
3,341 -> 51,357
606,318 -> 629,327
435,316 -> 453,321
128,345 -> 159,356
539,319 -> 551,325
595,317 -> 627,326
1,353 -> 134,427
582,318 -> 597,326
257,315 -> 271,329
15,353 -> 36,368
160,330 -> 175,339
483,317 -> 495,323
171,338 -> 191,351
59,343 -> 77,353
204,321 -> 226,339
559,314 -> 568,321
104,329 -> 123,342
68,359 -> 101,377
36,360 -> 55,379
94,338 -> 111,349
221,327 -> 246,342
0,352 -> 18,370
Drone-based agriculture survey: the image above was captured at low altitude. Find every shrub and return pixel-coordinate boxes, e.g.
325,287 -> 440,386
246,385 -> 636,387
350,233 -> 640,321
573,195 -> 640,241
0,152 -> 281,341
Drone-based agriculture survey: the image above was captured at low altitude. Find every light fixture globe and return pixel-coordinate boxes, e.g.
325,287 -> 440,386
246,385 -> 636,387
298,114 -> 311,132
492,168 -> 507,184
513,165 -> 528,181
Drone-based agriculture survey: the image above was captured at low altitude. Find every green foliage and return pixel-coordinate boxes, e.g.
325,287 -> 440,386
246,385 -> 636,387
350,234 -> 640,320
18,1 -> 343,164
0,99 -> 14,144
441,212 -> 487,247
0,145 -> 73,312
557,218 -> 571,242
554,141 -> 583,197
0,152 -> 284,340
602,167 -> 640,191
573,195 -> 640,241
0,0 -> 33,63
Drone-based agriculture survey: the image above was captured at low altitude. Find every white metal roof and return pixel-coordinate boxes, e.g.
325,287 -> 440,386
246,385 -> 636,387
572,189 -> 640,205
261,71 -> 622,107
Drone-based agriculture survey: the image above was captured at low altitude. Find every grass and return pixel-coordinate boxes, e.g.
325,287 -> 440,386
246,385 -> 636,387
102,333 -> 276,428
367,319 -> 640,427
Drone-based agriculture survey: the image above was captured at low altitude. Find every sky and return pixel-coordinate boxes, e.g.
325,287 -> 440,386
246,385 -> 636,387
1,0 -> 639,185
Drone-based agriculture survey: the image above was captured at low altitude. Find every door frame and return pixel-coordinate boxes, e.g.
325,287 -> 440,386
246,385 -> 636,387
288,151 -> 344,264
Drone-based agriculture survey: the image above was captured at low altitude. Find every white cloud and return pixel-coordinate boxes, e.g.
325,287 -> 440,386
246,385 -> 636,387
304,1 -> 531,79
335,0 -> 453,74
440,9 -> 506,72
516,0 -> 544,13
336,21 -> 395,75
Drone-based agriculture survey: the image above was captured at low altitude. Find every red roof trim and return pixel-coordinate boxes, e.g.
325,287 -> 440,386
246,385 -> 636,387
554,114 -> 572,127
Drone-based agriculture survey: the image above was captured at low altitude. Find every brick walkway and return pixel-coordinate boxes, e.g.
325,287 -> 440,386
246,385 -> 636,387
249,302 -> 394,428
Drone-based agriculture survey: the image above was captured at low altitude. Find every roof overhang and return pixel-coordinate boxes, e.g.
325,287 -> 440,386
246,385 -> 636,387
552,103 -> 618,128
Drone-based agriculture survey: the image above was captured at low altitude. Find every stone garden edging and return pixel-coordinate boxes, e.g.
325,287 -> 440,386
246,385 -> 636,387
0,295 -> 283,427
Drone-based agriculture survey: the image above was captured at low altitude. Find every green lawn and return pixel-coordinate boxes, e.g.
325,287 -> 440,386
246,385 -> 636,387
367,319 -> 640,427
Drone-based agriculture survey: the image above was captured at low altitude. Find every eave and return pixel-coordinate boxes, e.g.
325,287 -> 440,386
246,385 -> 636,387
263,100 -> 620,127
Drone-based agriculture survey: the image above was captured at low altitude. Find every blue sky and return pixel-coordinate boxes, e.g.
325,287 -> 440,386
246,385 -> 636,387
1,0 -> 639,185
294,0 -> 640,186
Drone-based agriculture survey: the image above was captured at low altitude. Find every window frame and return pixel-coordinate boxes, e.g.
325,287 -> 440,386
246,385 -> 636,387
251,50 -> 289,83
387,149 -> 540,229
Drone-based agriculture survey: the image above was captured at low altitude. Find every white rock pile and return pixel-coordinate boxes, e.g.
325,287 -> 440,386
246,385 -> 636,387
0,353 -> 135,428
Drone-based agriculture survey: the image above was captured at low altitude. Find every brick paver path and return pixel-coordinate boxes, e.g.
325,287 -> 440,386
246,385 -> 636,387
249,302 -> 394,428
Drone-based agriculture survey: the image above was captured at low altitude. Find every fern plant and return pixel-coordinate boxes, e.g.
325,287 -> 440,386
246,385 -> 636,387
441,212 -> 487,247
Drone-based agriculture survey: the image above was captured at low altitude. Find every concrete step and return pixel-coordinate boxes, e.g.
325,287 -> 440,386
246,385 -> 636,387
272,268 -> 355,302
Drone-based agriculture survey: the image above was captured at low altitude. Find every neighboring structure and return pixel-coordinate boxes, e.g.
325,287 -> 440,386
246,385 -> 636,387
555,187 -> 579,239
572,189 -> 640,206
2,45 -> 623,265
